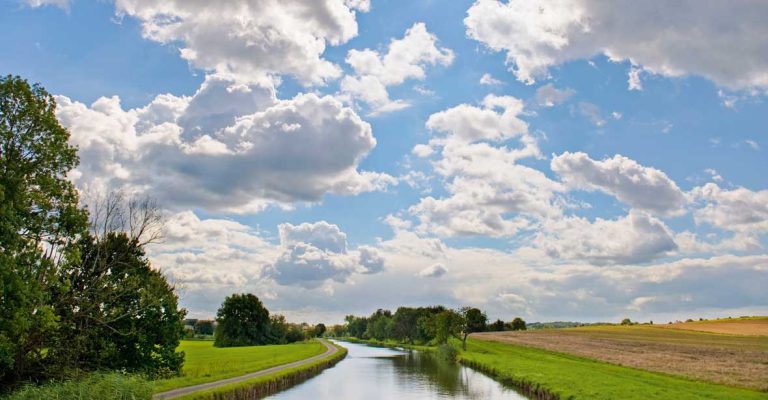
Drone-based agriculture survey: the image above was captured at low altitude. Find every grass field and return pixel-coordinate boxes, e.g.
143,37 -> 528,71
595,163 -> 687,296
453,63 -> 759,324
472,318 -> 768,393
153,340 -> 326,393
461,338 -> 768,400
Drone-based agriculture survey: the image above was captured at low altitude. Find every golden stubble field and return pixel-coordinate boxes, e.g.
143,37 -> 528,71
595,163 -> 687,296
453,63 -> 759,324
472,318 -> 768,391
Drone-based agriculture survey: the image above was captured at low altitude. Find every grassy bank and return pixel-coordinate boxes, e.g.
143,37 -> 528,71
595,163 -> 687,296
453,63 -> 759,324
461,338 -> 768,400
173,341 -> 347,400
4,373 -> 153,400
153,340 -> 326,393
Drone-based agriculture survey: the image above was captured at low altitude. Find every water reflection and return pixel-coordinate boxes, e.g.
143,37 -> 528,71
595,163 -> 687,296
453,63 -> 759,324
266,341 -> 528,399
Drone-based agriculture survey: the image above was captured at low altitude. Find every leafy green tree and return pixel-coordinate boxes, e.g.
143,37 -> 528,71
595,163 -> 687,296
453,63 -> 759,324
344,315 -> 368,338
392,307 -> 419,343
214,294 -> 271,347
490,319 -> 506,331
53,233 -> 186,377
434,310 -> 463,345
285,324 -> 306,343
621,318 -> 632,326
510,317 -> 527,331
0,75 -> 87,384
365,309 -> 393,340
313,323 -> 326,337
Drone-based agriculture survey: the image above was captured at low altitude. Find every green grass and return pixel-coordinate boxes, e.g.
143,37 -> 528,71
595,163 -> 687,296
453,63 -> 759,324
153,340 -> 326,393
338,337 -> 434,352
174,342 -> 347,400
4,372 -> 153,400
460,338 -> 768,400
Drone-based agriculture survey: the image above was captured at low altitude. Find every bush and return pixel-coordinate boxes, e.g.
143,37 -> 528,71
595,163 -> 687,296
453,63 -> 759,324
436,343 -> 458,362
5,372 -> 153,400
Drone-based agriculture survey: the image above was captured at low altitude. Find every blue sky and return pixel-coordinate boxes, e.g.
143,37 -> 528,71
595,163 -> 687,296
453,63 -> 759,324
3,0 -> 767,323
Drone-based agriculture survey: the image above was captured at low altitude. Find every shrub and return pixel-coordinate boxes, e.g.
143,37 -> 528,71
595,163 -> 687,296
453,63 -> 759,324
5,372 -> 153,400
436,343 -> 458,362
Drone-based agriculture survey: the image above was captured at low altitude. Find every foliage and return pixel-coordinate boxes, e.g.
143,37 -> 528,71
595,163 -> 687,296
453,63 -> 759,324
365,309 -> 394,340
214,294 -> 272,347
510,317 -> 527,331
621,318 -> 633,326
312,323 -> 326,337
436,343 -> 458,362
0,75 -> 87,384
4,372 -> 153,400
52,232 -> 186,377
194,320 -> 214,336
489,319 -> 505,332
1,76 -> 185,387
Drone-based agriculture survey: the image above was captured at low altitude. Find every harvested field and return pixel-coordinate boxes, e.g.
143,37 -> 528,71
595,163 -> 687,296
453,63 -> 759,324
657,317 -> 768,336
473,323 -> 768,391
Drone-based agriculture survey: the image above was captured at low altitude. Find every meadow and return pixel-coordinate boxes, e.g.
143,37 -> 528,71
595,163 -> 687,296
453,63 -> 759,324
153,340 -> 326,393
473,317 -> 768,391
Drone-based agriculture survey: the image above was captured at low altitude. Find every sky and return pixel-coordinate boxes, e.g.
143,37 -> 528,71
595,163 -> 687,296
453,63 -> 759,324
2,0 -> 767,324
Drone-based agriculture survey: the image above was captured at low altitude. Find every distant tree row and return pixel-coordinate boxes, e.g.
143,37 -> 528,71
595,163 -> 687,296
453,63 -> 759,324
213,293 -> 325,347
332,306 -> 526,349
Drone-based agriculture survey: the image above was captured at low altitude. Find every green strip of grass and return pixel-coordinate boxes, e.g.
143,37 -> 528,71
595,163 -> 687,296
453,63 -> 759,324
4,372 -> 153,400
173,342 -> 347,400
461,338 -> 768,400
153,340 -> 326,393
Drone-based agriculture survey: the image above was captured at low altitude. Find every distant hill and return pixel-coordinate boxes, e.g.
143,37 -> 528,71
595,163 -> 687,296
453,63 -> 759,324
527,321 -> 612,330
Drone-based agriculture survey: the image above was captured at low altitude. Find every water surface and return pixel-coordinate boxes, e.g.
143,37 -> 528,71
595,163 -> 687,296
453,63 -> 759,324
266,340 -> 528,399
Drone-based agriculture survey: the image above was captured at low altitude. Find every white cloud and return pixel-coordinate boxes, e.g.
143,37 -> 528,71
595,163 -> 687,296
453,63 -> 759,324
551,152 -> 687,216
417,263 -> 448,278
341,22 -> 453,114
691,183 -> 768,236
267,221 -> 385,288
57,75 -> 393,213
535,83 -> 575,107
577,102 -> 606,127
25,0 -> 68,9
465,0 -> 768,91
628,66 -> 643,91
114,0 -> 369,85
409,95 -> 562,237
745,139 -> 761,150
479,73 -> 503,86
534,210 -> 677,265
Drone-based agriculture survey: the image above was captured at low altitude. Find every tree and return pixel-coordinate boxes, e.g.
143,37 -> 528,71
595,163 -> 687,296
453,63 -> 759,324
1,75 -> 87,384
214,294 -> 271,347
458,307 -> 487,349
313,323 -> 327,337
194,320 -> 215,336
510,317 -> 526,331
620,318 -> 632,326
365,309 -> 393,341
52,232 -> 186,377
490,319 -> 506,331
392,307 -> 419,343
433,310 -> 463,345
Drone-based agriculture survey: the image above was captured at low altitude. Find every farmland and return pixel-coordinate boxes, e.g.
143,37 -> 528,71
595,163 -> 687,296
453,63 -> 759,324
153,340 -> 326,393
472,318 -> 768,392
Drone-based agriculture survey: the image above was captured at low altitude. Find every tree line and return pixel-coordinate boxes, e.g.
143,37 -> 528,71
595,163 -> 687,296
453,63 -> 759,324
1,76 -> 186,389
330,306 -> 526,349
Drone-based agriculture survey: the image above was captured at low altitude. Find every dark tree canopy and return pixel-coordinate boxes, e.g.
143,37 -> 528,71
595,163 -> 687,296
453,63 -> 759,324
510,317 -> 527,331
0,75 -> 87,384
490,319 -> 506,332
215,294 -> 272,347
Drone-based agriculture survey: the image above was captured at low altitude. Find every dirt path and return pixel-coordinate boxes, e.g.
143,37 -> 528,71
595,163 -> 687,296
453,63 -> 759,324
153,339 -> 338,399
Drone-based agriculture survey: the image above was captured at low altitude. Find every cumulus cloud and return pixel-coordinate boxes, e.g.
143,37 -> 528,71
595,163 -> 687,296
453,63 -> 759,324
551,152 -> 687,216
535,83 -> 575,107
267,221 -> 385,288
534,210 -> 677,264
628,66 -> 643,91
57,75 -> 393,213
465,0 -> 768,91
409,95 -> 563,236
417,263 -> 447,278
114,0 -> 369,85
691,183 -> 768,236
341,22 -> 453,114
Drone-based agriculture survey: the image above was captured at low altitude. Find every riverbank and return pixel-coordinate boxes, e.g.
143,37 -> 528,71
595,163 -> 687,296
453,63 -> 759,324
335,336 -> 433,351
337,330 -> 768,400
154,340 -> 346,400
